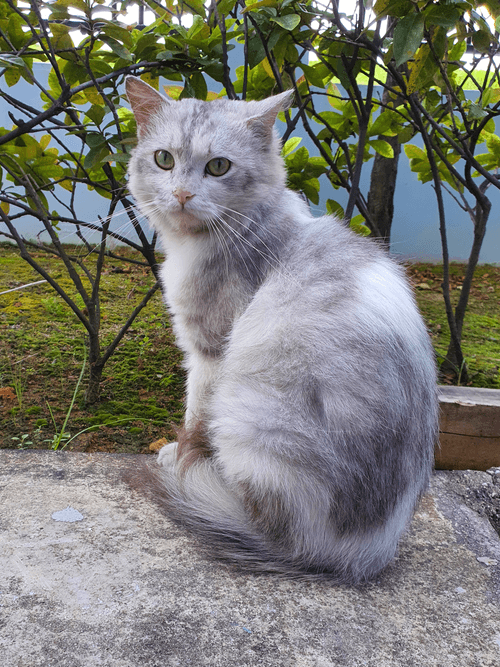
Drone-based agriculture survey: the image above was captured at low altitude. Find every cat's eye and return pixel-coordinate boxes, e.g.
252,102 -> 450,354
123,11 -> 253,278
206,157 -> 231,177
155,150 -> 175,170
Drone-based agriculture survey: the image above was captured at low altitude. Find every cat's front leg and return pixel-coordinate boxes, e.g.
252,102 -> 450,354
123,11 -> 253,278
157,441 -> 178,467
184,353 -> 221,428
157,354 -> 219,468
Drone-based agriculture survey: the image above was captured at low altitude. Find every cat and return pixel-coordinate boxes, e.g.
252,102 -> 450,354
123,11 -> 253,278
125,75 -> 438,582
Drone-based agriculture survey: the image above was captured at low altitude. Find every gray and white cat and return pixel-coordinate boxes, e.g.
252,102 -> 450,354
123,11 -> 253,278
125,76 -> 438,582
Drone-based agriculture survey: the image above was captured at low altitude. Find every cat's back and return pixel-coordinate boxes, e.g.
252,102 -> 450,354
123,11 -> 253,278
226,209 -> 436,408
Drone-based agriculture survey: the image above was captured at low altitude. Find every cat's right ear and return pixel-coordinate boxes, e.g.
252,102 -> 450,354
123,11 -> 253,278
125,76 -> 171,136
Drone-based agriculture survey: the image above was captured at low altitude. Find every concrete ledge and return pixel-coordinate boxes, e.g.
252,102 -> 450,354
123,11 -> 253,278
437,386 -> 500,470
1,451 -> 500,666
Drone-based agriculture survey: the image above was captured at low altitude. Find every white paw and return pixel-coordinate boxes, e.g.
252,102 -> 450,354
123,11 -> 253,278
157,441 -> 178,467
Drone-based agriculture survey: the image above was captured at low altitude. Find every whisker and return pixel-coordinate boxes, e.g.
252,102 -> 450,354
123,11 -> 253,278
213,209 -> 301,289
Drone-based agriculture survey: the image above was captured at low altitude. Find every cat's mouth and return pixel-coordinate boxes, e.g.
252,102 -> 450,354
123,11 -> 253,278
172,208 -> 209,235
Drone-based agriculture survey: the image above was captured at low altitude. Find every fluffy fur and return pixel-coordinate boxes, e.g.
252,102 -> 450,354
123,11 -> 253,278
125,76 -> 438,582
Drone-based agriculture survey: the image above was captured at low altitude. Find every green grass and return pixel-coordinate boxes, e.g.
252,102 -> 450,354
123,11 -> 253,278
408,262 -> 500,389
1,244 -> 498,453
0,243 -> 185,453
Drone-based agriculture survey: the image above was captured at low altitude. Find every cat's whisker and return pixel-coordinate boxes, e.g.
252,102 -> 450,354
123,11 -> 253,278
216,204 -> 286,245
211,214 -> 259,285
214,210 -> 301,289
206,217 -> 231,278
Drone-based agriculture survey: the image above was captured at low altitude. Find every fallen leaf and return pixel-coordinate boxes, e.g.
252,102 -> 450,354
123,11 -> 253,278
0,387 -> 16,402
149,437 -> 168,452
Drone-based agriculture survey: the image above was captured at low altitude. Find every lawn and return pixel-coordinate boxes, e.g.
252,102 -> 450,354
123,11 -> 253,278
1,243 -> 499,454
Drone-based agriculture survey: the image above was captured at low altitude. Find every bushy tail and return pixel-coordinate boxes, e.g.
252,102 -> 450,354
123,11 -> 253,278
126,455 -> 388,583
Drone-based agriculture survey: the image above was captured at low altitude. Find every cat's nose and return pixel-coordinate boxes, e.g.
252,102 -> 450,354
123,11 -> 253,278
173,189 -> 196,205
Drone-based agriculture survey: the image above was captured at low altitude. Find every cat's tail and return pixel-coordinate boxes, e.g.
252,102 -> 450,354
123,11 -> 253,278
127,427 -> 398,583
136,456 -> 338,581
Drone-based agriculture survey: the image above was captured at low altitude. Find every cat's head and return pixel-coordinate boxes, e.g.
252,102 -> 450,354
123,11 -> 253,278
125,76 -> 293,238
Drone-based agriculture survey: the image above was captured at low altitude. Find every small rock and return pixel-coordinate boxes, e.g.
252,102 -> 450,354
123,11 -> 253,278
476,556 -> 498,566
51,506 -> 84,523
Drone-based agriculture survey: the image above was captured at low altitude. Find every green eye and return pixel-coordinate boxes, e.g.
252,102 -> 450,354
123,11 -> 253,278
154,150 -> 174,170
206,157 -> 231,177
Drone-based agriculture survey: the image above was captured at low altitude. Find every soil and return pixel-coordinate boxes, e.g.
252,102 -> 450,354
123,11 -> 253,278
1,244 -> 499,455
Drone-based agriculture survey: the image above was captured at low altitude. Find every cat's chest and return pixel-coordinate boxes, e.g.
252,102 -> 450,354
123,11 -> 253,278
160,239 -> 206,309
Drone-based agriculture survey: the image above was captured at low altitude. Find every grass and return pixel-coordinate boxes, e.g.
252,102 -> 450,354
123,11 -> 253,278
0,243 -> 185,454
1,243 -> 499,454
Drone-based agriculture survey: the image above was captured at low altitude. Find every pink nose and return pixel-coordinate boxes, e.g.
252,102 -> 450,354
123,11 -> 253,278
173,190 -> 195,205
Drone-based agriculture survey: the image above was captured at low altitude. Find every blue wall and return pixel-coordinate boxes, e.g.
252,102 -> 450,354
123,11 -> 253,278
1,63 -> 499,263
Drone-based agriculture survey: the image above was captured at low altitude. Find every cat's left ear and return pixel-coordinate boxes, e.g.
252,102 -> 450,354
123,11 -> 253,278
246,90 -> 294,141
125,76 -> 171,136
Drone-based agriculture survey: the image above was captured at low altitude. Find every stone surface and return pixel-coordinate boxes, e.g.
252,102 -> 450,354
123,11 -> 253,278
1,450 -> 500,667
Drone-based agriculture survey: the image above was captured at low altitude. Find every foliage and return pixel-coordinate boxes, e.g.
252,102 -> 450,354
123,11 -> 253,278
1,0 -> 499,388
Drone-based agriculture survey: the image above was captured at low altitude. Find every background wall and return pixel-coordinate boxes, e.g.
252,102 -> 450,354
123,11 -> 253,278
1,63 -> 499,264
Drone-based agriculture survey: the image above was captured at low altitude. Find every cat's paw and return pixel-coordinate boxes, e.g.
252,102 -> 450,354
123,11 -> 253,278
157,441 -> 178,467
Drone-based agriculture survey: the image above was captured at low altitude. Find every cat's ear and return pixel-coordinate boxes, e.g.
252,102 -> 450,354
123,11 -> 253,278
125,76 -> 171,135
246,90 -> 294,141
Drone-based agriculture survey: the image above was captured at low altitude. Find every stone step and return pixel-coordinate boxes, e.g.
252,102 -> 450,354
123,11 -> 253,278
437,386 -> 500,470
1,450 -> 499,667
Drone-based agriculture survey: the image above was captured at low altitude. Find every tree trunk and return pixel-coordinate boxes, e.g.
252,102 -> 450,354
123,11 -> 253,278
366,80 -> 401,246
85,331 -> 102,404
367,133 -> 401,245
440,197 -> 490,383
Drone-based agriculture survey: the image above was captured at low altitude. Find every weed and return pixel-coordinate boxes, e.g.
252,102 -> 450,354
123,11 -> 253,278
11,434 -> 33,449
45,344 -> 87,451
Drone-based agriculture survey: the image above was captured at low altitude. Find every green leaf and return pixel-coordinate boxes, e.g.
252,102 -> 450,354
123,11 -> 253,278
85,105 -> 106,126
350,214 -> 370,236
300,63 -> 325,88
84,145 -> 109,170
471,30 -> 491,54
101,23 -> 134,49
407,43 -> 438,94
326,200 -> 344,218
35,163 -> 65,179
247,31 -> 281,69
485,133 -> 500,159
270,14 -> 300,31
369,139 -> 394,158
101,153 -> 130,164
424,5 -> 462,29
51,23 -> 73,52
86,133 -> 106,149
468,103 -> 488,120
300,178 -> 320,205
7,13 -> 27,49
241,0 -> 277,12
368,111 -> 395,137
373,0 -> 413,19
481,88 -> 500,108
404,144 -> 426,160
448,40 -> 467,62
393,13 -> 425,67
217,0 -> 238,13
0,54 -> 25,68
286,146 -> 309,171
3,67 -> 21,87
100,37 -> 133,62
281,137 -> 302,157
190,72 -> 208,101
